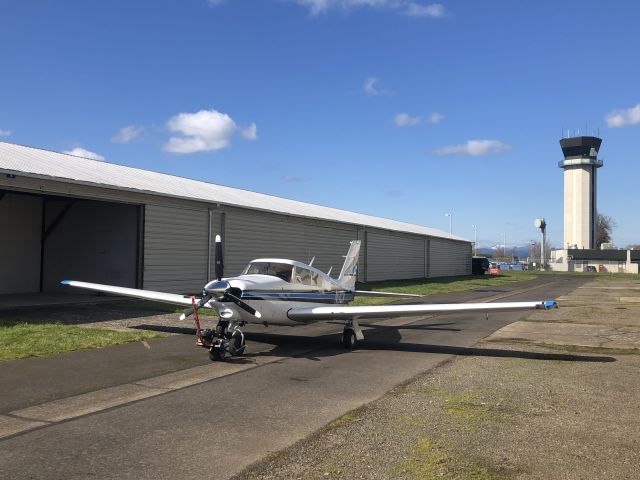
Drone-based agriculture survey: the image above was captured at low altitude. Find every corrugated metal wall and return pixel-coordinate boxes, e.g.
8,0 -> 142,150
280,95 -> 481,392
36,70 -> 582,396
429,239 -> 471,277
0,176 -> 473,290
223,207 -> 358,277
365,229 -> 426,281
144,204 -> 209,293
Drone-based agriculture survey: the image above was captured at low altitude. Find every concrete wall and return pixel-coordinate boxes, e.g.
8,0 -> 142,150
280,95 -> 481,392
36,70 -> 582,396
0,193 -> 42,294
564,165 -> 596,249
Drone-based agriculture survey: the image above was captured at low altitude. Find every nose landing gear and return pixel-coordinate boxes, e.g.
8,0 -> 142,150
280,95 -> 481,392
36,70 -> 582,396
191,297 -> 246,361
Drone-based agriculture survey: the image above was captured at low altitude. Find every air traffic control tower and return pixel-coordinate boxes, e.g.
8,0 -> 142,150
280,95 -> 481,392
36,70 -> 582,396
559,136 -> 603,249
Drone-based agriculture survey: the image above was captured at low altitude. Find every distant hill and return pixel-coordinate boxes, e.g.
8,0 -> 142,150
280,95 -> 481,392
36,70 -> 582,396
476,246 -> 536,259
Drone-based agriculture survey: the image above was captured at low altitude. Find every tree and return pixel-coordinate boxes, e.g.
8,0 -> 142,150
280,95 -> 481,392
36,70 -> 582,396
596,214 -> 616,248
492,244 -> 507,261
530,239 -> 552,262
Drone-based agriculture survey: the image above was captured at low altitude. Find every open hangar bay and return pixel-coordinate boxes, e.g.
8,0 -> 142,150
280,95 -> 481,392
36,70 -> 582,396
0,142 -> 471,297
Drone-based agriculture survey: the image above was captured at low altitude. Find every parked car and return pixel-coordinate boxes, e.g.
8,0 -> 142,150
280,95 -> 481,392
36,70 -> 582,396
472,256 -> 490,275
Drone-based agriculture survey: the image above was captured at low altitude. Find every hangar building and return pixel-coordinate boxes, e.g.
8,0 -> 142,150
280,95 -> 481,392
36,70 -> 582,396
0,142 -> 471,296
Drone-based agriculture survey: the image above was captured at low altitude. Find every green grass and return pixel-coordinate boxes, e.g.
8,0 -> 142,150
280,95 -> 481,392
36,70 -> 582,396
0,320 -> 162,362
351,271 -> 537,306
393,436 -> 500,480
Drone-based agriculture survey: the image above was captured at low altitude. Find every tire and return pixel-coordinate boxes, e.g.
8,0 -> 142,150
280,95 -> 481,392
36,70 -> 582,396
342,329 -> 357,349
209,346 -> 225,361
229,331 -> 246,356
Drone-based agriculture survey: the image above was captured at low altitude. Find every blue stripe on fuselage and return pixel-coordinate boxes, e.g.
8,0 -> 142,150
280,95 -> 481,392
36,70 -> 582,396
241,291 -> 354,303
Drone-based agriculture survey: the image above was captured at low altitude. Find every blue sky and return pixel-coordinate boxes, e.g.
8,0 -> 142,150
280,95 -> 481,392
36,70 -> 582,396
2,0 -> 639,248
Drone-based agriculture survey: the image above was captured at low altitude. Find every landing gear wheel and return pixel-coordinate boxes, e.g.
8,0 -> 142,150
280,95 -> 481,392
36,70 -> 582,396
209,345 -> 226,361
342,328 -> 357,349
228,330 -> 246,356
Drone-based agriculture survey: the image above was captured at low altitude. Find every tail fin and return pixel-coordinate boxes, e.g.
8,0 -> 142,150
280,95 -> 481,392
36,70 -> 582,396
338,240 -> 361,290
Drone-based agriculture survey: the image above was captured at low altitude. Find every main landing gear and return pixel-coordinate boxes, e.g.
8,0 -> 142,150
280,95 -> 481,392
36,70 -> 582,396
342,319 -> 364,349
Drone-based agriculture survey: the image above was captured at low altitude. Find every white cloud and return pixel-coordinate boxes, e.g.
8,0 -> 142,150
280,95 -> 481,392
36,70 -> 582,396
289,1 -> 445,17
605,104 -> 640,128
364,76 -> 391,96
241,123 -> 258,140
432,140 -> 511,157
0,129 -> 11,137
63,147 -> 105,161
280,175 -> 305,182
163,109 -> 238,154
112,125 -> 142,143
428,112 -> 443,124
402,2 -> 444,17
394,113 -> 421,127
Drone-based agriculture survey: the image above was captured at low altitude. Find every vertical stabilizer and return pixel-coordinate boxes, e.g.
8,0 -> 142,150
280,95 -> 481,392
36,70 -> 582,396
338,240 -> 361,290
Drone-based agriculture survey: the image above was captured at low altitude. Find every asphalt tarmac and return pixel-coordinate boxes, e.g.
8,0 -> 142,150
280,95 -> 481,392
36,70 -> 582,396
0,275 -> 586,480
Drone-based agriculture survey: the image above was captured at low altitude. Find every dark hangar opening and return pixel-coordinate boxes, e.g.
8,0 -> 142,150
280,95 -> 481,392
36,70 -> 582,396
0,190 -> 142,295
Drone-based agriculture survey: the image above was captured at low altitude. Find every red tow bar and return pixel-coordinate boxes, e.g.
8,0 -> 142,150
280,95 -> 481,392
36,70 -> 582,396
191,296 -> 213,348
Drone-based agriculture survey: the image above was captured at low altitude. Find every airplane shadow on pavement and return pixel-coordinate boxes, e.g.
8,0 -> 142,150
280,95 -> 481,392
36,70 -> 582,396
133,323 -> 616,364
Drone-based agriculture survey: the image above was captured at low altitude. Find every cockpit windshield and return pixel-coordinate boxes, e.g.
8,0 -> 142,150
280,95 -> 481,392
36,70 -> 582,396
241,262 -> 293,282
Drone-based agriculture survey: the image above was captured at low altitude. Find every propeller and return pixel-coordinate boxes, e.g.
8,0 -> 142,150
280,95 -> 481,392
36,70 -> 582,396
179,235 -> 261,320
214,234 -> 224,281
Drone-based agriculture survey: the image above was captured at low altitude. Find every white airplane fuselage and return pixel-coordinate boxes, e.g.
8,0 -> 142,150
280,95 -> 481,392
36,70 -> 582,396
214,273 -> 354,326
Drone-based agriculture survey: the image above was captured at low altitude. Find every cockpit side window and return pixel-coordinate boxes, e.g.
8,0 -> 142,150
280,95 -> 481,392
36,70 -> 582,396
242,262 -> 292,282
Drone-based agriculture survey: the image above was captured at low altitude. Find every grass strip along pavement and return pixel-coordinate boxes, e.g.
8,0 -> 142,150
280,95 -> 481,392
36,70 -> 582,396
351,271 -> 537,306
0,320 -> 160,362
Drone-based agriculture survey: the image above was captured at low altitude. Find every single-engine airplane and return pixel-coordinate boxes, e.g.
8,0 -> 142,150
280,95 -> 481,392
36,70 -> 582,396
62,237 -> 557,360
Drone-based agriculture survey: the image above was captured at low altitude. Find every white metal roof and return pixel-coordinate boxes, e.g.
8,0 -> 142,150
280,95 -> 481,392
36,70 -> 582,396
0,141 -> 468,242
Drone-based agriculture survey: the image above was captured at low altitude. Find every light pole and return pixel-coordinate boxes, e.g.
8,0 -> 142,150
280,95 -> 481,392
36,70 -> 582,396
534,218 -> 547,270
471,224 -> 477,256
444,213 -> 452,234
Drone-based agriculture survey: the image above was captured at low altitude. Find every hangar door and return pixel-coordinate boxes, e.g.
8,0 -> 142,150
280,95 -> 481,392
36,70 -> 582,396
429,239 -> 471,277
144,204 -> 215,293
0,191 -> 140,294
223,209 -> 358,277
0,193 -> 42,294
366,230 -> 425,282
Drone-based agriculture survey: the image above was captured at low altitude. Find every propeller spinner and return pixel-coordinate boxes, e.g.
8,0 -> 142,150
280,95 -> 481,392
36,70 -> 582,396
180,235 -> 261,321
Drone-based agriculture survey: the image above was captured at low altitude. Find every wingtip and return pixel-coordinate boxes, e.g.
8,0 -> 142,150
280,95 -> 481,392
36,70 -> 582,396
215,235 -> 221,243
543,300 -> 558,310
60,280 -> 71,286
179,313 -> 187,321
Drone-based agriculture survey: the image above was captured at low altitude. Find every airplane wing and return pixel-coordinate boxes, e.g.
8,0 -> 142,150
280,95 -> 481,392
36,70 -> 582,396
354,290 -> 423,298
60,280 -> 208,308
287,300 -> 558,321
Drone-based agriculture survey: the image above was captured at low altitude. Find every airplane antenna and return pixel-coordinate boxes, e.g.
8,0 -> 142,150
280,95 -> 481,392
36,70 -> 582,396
309,256 -> 315,266
327,266 -> 333,276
